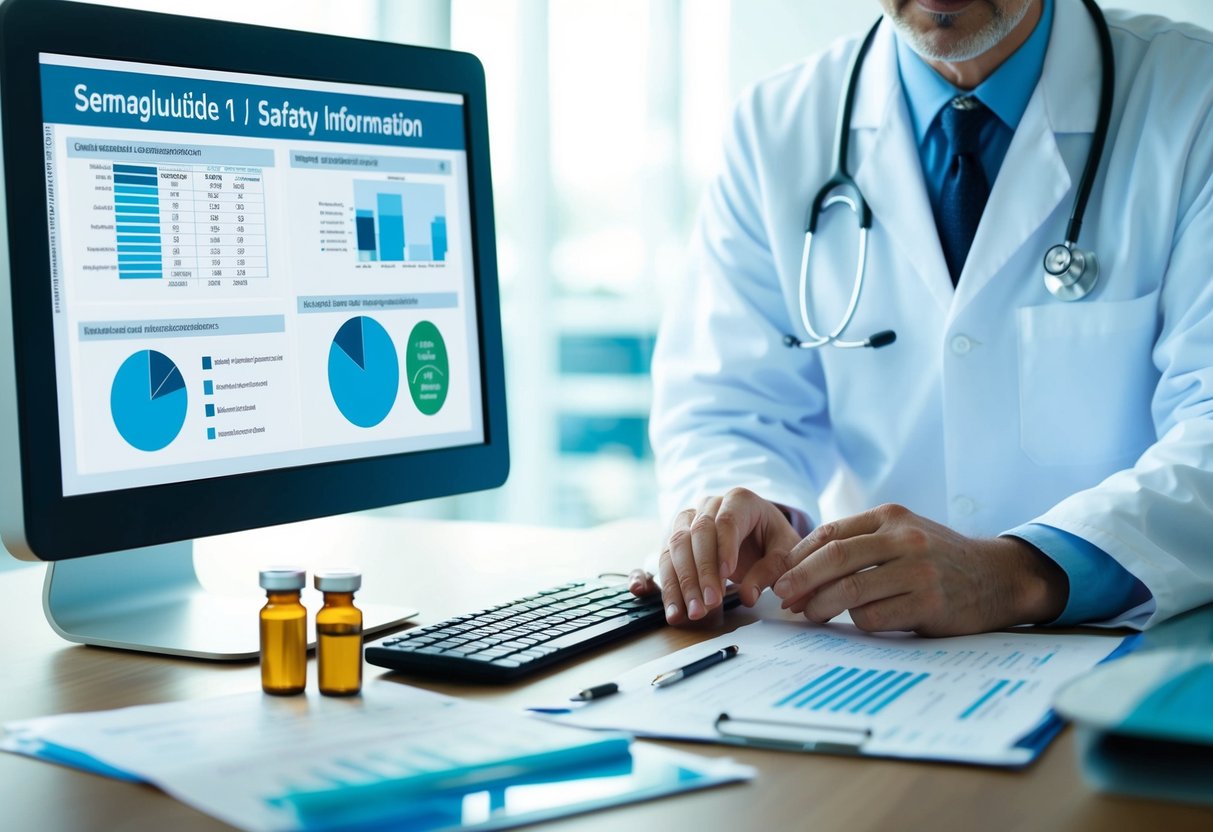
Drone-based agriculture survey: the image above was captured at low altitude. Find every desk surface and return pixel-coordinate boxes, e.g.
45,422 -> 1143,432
2,515 -> 1211,832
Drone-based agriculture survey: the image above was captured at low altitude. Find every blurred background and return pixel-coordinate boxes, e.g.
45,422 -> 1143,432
89,0 -> 1213,530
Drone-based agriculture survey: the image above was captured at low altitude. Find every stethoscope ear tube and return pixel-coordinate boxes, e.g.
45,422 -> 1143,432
784,17 -> 891,351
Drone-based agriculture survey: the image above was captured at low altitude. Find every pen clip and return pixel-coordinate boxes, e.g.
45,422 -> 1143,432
714,712 -> 870,754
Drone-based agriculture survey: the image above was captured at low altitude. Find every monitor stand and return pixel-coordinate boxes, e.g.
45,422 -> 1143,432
42,541 -> 418,660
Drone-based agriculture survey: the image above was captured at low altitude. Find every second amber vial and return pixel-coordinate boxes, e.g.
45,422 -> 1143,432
315,570 -> 363,696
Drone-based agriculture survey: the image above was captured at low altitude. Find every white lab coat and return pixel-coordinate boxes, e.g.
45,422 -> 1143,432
650,0 -> 1213,628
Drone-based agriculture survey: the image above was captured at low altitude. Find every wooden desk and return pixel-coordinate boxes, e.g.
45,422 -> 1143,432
2,515 -> 1210,831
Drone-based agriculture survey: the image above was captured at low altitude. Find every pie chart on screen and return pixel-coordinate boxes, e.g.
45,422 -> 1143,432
327,315 -> 400,428
110,349 -> 188,452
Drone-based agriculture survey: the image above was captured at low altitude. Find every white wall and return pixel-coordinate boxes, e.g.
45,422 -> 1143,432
727,0 -> 1213,99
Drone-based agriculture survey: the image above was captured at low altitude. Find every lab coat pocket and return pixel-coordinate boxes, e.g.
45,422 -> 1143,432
1016,292 -> 1159,467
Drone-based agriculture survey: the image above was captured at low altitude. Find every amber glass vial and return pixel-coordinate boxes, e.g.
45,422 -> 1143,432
314,570 -> 364,696
259,568 -> 307,696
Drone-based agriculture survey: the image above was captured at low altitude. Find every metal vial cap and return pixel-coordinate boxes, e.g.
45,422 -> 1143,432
314,570 -> 362,593
260,568 -> 306,591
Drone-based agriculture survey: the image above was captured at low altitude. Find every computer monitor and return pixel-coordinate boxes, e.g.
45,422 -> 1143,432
0,0 -> 508,658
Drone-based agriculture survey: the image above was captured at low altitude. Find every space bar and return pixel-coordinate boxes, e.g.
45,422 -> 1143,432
542,615 -> 649,651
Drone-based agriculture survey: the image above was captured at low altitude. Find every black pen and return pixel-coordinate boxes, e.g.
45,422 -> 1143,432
570,682 -> 619,702
652,645 -> 740,688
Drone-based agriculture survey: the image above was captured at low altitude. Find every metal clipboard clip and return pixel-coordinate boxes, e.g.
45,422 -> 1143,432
714,712 -> 872,755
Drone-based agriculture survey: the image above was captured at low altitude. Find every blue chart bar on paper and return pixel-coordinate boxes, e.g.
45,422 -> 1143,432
959,678 -> 1025,720
774,666 -> 931,716
353,179 -> 447,263
113,163 -> 163,280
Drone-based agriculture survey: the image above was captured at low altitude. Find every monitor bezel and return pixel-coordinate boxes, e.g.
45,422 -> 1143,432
0,0 -> 509,560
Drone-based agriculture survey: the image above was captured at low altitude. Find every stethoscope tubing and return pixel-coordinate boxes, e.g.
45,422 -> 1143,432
788,0 -> 1115,350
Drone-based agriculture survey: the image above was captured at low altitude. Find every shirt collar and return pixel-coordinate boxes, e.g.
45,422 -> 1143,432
895,0 -> 1054,143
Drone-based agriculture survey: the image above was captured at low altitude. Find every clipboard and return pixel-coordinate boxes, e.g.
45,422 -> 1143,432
713,710 -> 1066,766
708,634 -> 1141,766
535,620 -> 1138,769
715,713 -> 871,755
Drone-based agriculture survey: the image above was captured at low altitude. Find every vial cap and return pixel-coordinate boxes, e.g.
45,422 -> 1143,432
314,570 -> 362,593
260,568 -> 306,590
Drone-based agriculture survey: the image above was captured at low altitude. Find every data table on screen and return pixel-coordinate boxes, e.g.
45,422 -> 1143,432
107,161 -> 268,284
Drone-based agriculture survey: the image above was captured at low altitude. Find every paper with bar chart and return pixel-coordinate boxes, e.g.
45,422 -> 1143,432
542,619 -> 1129,766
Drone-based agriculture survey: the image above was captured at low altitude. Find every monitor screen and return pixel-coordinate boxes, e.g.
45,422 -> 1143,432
38,54 -> 486,497
2,0 -> 506,560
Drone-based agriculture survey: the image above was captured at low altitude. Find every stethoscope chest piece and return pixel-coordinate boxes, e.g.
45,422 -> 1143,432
1043,243 -> 1099,301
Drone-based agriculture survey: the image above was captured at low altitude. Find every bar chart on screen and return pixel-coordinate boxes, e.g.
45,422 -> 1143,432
353,179 -> 448,264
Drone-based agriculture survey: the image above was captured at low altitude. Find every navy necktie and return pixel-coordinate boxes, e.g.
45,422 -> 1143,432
936,96 -> 994,285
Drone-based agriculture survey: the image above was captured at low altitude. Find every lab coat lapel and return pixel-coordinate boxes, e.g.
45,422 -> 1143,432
951,0 -> 1100,312
851,21 -> 954,312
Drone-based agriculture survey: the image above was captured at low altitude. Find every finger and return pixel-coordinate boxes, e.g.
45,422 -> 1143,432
787,503 -> 914,564
669,506 -> 697,536
657,547 -> 687,625
691,498 -> 725,611
785,594 -> 813,615
846,593 -> 918,634
801,565 -> 906,624
628,569 -> 657,597
714,488 -> 766,581
735,546 -> 794,606
774,532 -> 890,604
671,515 -> 709,621
663,508 -> 699,621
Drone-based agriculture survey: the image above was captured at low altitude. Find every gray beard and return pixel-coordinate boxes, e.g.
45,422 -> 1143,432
890,1 -> 1034,62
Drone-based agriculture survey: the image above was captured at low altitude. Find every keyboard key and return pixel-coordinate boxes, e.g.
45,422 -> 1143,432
543,616 -> 638,651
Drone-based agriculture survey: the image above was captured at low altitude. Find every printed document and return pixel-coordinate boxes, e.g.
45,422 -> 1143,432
539,620 -> 1129,766
2,681 -> 752,831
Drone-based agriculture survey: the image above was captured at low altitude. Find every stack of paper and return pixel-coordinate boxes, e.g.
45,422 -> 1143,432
1,681 -> 753,831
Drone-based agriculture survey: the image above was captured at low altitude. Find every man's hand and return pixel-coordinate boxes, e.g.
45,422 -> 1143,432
771,504 -> 1069,636
629,488 -> 803,624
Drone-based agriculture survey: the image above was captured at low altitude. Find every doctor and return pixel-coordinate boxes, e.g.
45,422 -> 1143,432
629,0 -> 1213,634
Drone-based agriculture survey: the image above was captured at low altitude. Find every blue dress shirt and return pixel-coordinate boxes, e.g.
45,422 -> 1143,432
894,0 -> 1149,624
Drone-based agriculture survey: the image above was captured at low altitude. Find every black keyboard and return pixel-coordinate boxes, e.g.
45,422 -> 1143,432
365,579 -> 738,682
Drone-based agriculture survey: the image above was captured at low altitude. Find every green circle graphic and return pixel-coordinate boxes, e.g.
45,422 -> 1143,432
406,320 -> 449,415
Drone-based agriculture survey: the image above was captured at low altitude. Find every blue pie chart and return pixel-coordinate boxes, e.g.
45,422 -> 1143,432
110,350 -> 188,452
328,316 -> 399,428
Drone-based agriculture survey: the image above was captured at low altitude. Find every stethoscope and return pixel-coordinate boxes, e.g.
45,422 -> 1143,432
785,0 -> 1115,350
